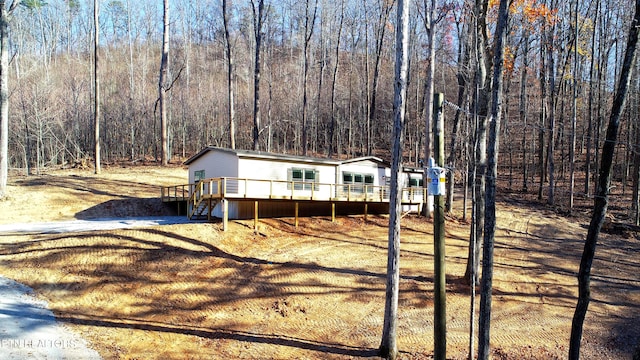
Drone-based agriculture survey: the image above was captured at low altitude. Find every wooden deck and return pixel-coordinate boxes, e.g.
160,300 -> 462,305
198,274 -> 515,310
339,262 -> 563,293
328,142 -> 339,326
161,177 -> 426,229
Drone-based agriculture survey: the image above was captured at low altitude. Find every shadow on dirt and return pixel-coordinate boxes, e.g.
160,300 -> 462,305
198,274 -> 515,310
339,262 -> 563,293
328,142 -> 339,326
16,174 -> 155,199
1,194 -> 638,359
0,226 -> 405,358
55,312 -> 380,358
75,198 -> 179,219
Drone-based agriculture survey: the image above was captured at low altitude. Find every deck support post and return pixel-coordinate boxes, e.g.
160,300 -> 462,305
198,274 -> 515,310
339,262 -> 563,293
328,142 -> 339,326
364,203 -> 368,221
222,198 -> 228,231
295,202 -> 299,227
331,202 -> 336,222
254,201 -> 259,232
207,198 -> 212,221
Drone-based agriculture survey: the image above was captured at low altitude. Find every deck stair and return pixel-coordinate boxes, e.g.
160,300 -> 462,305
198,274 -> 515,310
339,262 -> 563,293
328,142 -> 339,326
186,180 -> 220,220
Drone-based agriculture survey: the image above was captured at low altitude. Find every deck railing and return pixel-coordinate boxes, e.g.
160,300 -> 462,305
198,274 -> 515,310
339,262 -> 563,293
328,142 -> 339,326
161,183 -> 193,202
163,177 -> 426,205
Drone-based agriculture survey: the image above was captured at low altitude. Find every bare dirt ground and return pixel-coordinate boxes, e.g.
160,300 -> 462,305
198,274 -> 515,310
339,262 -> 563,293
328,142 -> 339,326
0,164 -> 638,359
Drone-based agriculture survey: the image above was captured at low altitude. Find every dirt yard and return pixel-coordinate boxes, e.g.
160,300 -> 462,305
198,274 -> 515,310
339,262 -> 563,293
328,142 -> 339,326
0,164 -> 638,359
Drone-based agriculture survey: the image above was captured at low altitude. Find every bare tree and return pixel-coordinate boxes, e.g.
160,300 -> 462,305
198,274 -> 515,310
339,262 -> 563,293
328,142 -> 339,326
545,0 -> 557,205
569,1 -> 640,358
464,0 -> 491,287
300,0 -> 318,156
569,0 -> 578,211
367,0 -> 393,156
93,0 -> 100,174
0,0 -> 19,197
420,0 -> 438,218
222,0 -> 235,149
379,0 -> 409,357
477,0 -> 509,358
250,0 -> 267,151
446,6 -> 471,213
328,0 -> 344,157
159,0 -> 169,165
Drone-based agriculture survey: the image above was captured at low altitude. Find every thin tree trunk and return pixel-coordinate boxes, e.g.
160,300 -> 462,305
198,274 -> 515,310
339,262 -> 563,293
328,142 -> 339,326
379,0 -> 409,357
422,0 -> 437,218
222,0 -> 235,149
251,0 -> 265,151
329,0 -> 344,157
546,11 -> 557,205
585,0 -> 600,196
520,30 -> 530,192
446,16 -> 470,213
569,0 -> 578,211
159,0 -> 169,165
368,1 -> 393,156
301,0 -> 318,156
478,0 -> 509,357
569,2 -> 639,357
464,0 -> 490,286
537,42 -> 547,201
93,0 -> 101,174
0,0 -> 16,197
633,73 -> 640,225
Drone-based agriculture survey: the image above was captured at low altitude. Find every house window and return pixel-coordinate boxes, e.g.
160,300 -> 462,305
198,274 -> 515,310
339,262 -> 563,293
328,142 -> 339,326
290,168 -> 317,190
343,172 -> 374,193
194,170 -> 206,182
409,177 -> 424,187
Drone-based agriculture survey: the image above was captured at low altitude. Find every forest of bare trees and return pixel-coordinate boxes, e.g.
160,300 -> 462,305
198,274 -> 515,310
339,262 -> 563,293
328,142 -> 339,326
0,0 -> 639,213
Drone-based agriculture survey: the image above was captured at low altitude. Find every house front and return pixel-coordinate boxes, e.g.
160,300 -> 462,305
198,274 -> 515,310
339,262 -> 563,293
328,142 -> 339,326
181,147 -> 424,220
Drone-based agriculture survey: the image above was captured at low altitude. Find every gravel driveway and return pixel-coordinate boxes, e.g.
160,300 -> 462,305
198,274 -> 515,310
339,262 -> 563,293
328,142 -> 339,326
0,276 -> 102,359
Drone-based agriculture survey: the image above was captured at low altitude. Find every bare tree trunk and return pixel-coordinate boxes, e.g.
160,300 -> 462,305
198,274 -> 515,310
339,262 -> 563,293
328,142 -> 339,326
546,9 -> 557,205
379,0 -> 409,357
329,0 -> 344,157
464,0 -> 490,286
520,30 -> 530,192
93,0 -> 101,174
301,0 -> 318,156
0,0 -> 17,196
446,16 -> 470,213
537,43 -> 547,201
368,1 -> 393,156
569,0 -> 578,211
422,0 -> 438,218
585,0 -> 600,196
569,2 -> 640,358
251,0 -> 266,151
478,0 -> 509,357
159,0 -> 169,165
633,73 -> 640,225
222,0 -> 235,149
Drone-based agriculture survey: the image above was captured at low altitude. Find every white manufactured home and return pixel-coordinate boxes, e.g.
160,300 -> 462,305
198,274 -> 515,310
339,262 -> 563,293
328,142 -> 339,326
163,147 -> 426,223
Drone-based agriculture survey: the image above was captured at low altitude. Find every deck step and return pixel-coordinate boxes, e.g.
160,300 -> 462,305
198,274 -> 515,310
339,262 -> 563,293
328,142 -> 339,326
188,197 -> 219,220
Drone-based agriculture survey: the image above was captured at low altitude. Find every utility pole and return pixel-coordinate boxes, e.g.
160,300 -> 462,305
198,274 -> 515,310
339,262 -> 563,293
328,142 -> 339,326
433,93 -> 446,359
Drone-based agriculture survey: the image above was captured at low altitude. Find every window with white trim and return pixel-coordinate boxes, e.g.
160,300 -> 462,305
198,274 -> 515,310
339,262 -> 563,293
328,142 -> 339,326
343,171 -> 375,193
409,176 -> 424,187
289,168 -> 318,191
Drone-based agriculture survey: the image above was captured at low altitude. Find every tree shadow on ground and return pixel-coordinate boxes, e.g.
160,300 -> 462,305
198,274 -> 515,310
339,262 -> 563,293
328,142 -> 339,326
0,225 -> 427,357
53,311 -> 380,358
